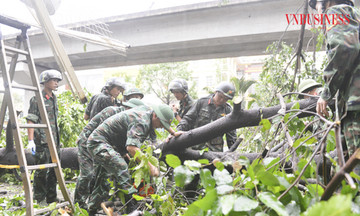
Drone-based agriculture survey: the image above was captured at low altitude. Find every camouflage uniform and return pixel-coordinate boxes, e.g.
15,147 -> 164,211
26,90 -> 60,203
86,106 -> 154,212
74,106 -> 125,209
86,91 -> 118,120
178,95 -> 195,118
177,94 -> 236,152
320,5 -> 360,156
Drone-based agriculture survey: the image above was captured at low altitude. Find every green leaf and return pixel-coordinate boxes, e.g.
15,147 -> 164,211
200,169 -> 216,192
216,185 -> 233,195
306,184 -> 324,197
291,102 -> 300,110
277,177 -> 305,211
257,170 -> 280,186
326,130 -> 336,153
260,119 -> 271,131
133,194 -> 144,201
133,169 -> 143,187
174,165 -> 194,188
285,201 -> 301,216
297,159 -> 315,178
184,204 -> 203,216
191,189 -> 218,212
233,196 -> 259,212
165,154 -> 181,168
198,159 -> 210,164
213,169 -> 232,185
184,160 -> 202,171
293,137 -> 305,148
214,160 -> 225,171
247,163 -> 255,181
303,194 -> 352,216
258,192 -> 288,216
149,156 -> 159,167
220,194 -> 236,215
254,213 -> 269,216
253,163 -> 265,175
199,147 -> 209,155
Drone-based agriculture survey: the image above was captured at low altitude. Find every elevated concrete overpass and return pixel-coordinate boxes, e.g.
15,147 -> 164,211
4,0 -> 318,71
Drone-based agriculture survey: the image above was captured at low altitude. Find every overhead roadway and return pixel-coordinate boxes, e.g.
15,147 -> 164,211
3,0 -> 336,71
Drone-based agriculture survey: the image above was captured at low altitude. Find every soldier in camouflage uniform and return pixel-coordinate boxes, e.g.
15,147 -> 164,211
74,98 -> 145,209
123,87 -> 144,101
84,77 -> 126,120
311,0 -> 360,157
26,70 -> 62,205
177,82 -> 237,152
169,78 -> 195,122
86,104 -> 180,214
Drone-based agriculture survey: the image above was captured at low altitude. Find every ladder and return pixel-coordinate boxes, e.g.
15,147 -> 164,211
0,16 -> 74,215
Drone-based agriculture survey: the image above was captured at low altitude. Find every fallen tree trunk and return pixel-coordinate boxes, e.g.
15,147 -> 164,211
0,147 -> 79,170
160,97 -> 318,153
0,97 -> 319,173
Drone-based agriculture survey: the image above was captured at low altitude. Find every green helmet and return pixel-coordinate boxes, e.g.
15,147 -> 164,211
215,82 -> 235,99
122,98 -> 145,108
123,87 -> 144,98
151,104 -> 174,130
39,69 -> 62,84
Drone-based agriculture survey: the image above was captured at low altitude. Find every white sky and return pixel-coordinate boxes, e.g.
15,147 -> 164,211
2,0 -> 212,25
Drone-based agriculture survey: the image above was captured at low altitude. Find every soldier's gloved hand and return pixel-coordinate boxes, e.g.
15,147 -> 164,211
27,140 -> 36,155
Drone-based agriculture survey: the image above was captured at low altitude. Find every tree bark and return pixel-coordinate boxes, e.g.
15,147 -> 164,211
160,97 -> 318,153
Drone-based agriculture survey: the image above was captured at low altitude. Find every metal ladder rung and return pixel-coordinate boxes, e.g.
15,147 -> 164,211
18,123 -> 47,129
34,201 -> 69,215
12,83 -> 38,91
27,163 -> 58,171
4,45 -> 29,56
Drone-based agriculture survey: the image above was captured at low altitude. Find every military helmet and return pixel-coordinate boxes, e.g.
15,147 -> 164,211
215,82 -> 236,99
299,79 -> 322,94
105,77 -> 126,90
151,104 -> 174,130
123,87 -> 144,99
168,78 -> 189,93
39,69 -> 62,84
122,98 -> 145,108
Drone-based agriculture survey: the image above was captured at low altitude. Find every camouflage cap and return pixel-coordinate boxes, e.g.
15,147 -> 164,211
151,104 -> 174,130
122,98 -> 145,108
123,87 -> 144,98
299,79 -> 322,93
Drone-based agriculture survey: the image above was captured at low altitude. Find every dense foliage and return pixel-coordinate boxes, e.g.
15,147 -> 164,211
58,90 -> 90,148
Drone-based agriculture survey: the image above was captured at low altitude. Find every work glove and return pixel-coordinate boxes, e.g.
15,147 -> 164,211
27,140 -> 36,155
